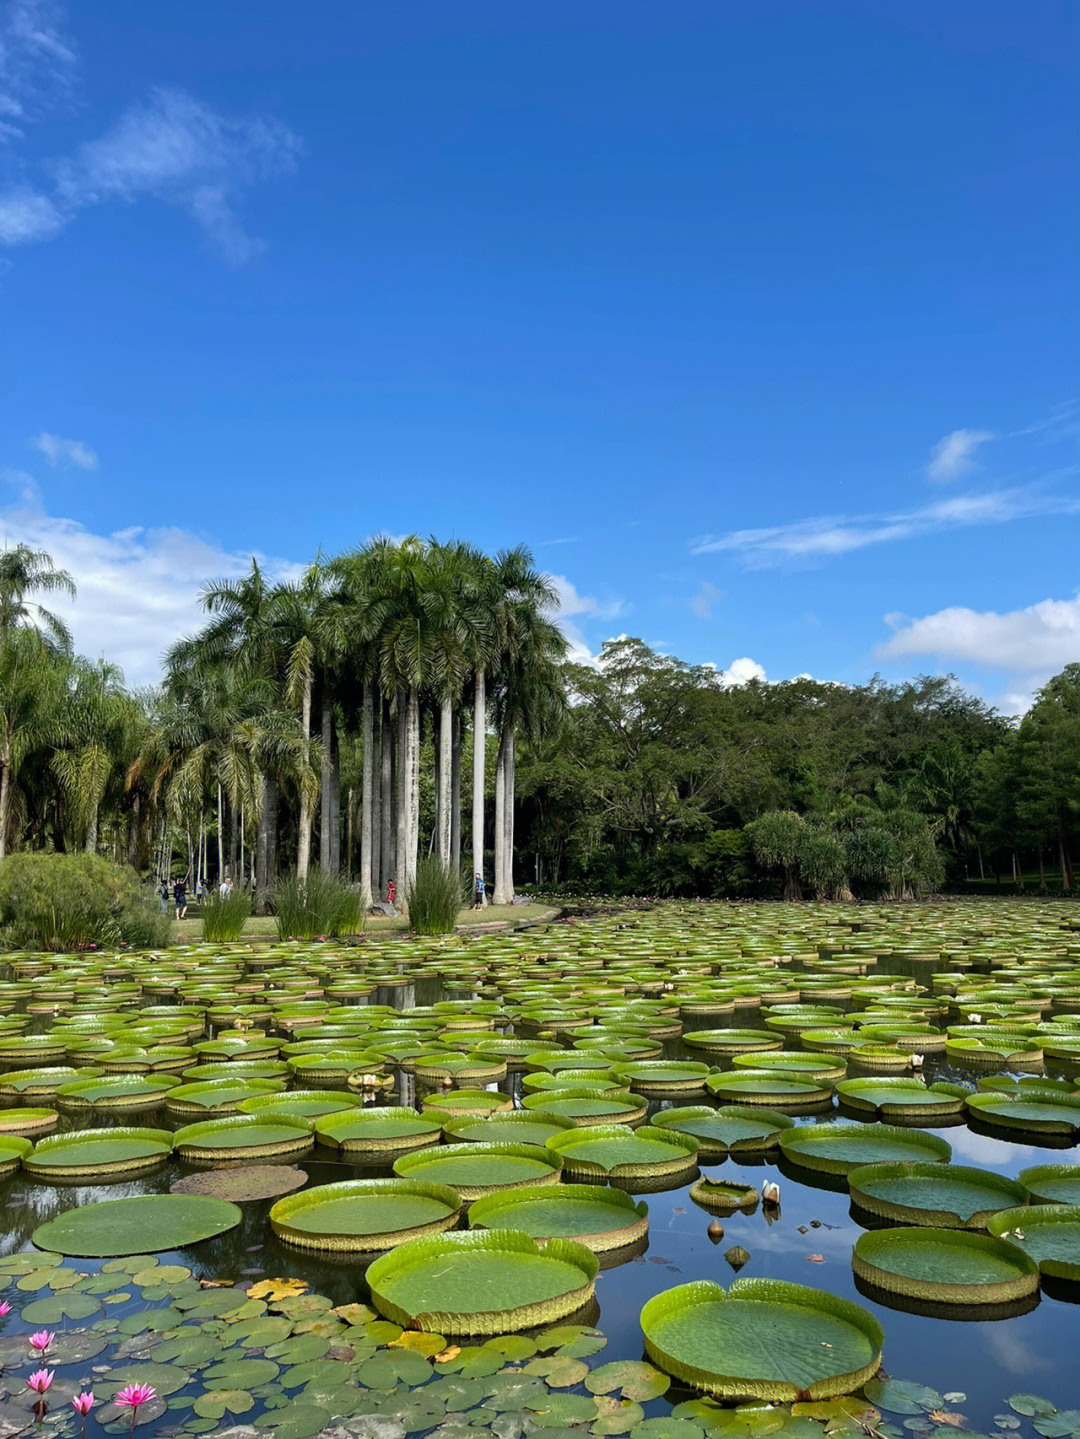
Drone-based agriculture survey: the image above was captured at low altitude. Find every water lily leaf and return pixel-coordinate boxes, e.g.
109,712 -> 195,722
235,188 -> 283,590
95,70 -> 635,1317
392,1331 -> 448,1357
592,1398 -> 646,1434
193,1389 -> 255,1418
524,1355 -> 589,1388
865,1381 -> 946,1416
265,1333 -> 330,1364
280,1359 -> 349,1391
1009,1398 -> 1058,1419
20,1291 -> 102,1322
629,1420 -> 704,1439
532,1394 -> 600,1425
134,1264 -> 192,1287
247,1278 -> 308,1302
482,1375 -> 550,1410
1033,1413 -> 1080,1439
484,1336 -> 539,1361
356,1350 -> 434,1389
344,1420 -> 407,1439
586,1361 -> 670,1402
254,1402 -> 330,1439
229,1317 -> 294,1347
94,1361 -> 192,1398
150,1331 -> 223,1367
204,1358 -> 281,1388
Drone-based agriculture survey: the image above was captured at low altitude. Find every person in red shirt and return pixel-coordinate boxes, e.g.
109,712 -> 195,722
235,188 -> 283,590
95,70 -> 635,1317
387,879 -> 396,906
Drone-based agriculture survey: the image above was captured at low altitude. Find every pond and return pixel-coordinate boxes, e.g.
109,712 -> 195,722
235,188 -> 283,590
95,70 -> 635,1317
0,899 -> 1079,1439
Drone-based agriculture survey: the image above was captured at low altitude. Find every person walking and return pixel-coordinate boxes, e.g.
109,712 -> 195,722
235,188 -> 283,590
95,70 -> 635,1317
173,875 -> 188,920
387,879 -> 396,908
472,872 -> 485,909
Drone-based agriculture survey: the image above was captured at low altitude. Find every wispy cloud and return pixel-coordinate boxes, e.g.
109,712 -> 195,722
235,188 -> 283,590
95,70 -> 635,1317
0,0 -> 78,139
0,85 -> 300,260
690,580 -> 721,618
927,428 -> 995,480
879,592 -> 1080,674
691,485 -> 1080,568
0,472 -> 302,684
1010,399 -> 1080,439
549,575 -> 625,664
34,431 -> 96,468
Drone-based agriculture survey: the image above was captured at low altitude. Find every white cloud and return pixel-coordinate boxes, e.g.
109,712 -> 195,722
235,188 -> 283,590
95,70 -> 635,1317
0,476 -> 301,685
0,86 -> 300,260
549,575 -> 624,665
927,428 -> 995,480
879,592 -> 1080,674
691,486 -> 1080,567
702,656 -> 766,687
0,0 -> 78,138
34,431 -> 96,469
689,580 -> 721,619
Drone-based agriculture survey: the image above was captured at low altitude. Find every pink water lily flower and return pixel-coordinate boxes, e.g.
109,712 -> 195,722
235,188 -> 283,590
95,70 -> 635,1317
26,1369 -> 53,1395
115,1382 -> 156,1410
0,1300 -> 10,1317
28,1330 -> 55,1354
71,1393 -> 95,1416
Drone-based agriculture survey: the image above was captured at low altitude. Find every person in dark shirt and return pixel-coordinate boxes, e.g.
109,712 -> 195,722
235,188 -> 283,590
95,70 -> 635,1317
173,876 -> 188,920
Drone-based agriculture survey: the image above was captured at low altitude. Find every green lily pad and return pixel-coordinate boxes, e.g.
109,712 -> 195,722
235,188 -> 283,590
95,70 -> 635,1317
32,1194 -> 242,1256
23,1126 -> 173,1180
313,1106 -> 443,1155
640,1278 -> 883,1400
852,1226 -> 1040,1303
779,1122 -> 950,1177
393,1143 -> 563,1200
848,1162 -> 1029,1228
366,1230 -> 599,1334
1019,1165 -> 1080,1206
544,1125 -> 697,1181
469,1183 -> 649,1252
988,1204 -> 1080,1281
586,1360 -> 671,1401
658,1105 -> 794,1158
271,1177 -> 463,1251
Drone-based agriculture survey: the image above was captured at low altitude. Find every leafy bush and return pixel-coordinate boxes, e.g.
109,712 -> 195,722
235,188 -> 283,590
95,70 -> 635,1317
200,886 -> 253,941
271,868 -> 364,940
0,852 -> 172,951
406,856 -> 467,935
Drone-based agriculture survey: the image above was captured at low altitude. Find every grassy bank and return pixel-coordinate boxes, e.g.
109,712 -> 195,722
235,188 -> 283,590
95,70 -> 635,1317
172,901 -> 555,943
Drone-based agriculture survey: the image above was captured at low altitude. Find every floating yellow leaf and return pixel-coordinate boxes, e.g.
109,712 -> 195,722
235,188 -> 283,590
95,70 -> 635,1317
246,1278 -> 309,1302
392,1332 -> 447,1356
434,1346 -> 462,1364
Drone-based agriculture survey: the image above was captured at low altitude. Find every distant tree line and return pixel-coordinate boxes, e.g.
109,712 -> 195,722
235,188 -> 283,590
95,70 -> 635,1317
2,541 -> 1077,903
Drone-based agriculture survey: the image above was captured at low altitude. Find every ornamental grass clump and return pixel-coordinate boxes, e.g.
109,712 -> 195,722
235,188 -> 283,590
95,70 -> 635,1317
199,885 -> 253,941
271,868 -> 364,939
0,852 -> 171,951
406,856 -> 467,935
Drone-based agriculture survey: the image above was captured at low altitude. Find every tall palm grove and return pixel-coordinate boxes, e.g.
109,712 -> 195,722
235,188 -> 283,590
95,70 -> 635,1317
0,538 -> 567,907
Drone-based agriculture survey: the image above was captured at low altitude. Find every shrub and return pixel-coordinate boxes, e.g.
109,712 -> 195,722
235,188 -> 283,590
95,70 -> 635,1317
200,886 -> 253,941
406,856 -> 467,935
0,852 -> 172,951
271,868 -> 364,940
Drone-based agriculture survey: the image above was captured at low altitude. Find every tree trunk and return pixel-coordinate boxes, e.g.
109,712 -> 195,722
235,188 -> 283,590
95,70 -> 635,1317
127,793 -> 140,868
330,728 -> 341,874
472,669 -> 486,891
0,745 -> 11,861
396,697 -> 408,902
406,687 -> 421,890
296,672 -> 314,881
451,707 -> 462,875
1039,850 -> 1046,892
320,698 -> 333,870
265,779 -> 278,887
360,682 -> 374,902
437,696 -> 453,865
492,728 -> 508,905
505,724 -> 515,904
1060,832 -> 1072,893
255,771 -> 269,901
380,701 -> 394,900
216,784 -> 224,881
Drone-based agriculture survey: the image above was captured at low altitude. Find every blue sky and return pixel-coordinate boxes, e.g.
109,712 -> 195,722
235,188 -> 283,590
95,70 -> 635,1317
0,0 -> 1077,709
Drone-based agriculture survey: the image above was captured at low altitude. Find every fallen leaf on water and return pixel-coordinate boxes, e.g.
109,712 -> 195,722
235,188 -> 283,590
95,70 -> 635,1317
435,1346 -> 461,1364
247,1278 -> 309,1302
930,1413 -> 966,1427
808,1254 -> 826,1263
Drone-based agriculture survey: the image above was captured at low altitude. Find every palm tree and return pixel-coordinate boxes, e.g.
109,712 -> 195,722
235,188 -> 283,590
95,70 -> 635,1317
0,629 -> 68,857
54,658 -> 140,853
0,544 -> 76,651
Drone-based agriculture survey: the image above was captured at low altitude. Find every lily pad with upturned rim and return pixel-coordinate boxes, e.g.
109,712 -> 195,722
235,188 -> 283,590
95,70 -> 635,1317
688,1177 -> 760,1214
54,1073 -> 177,1110
847,1162 -> 1029,1228
704,1072 -> 834,1111
852,1226 -> 1039,1305
522,1088 -> 648,1127
313,1106 -> 444,1155
22,1126 -> 172,1180
1018,1165 -> 1080,1206
965,1092 -> 1080,1137
366,1229 -> 598,1334
658,1105 -> 794,1158
469,1183 -> 649,1252
31,1193 -> 242,1256
270,1177 -> 463,1251
0,1134 -> 33,1174
988,1204 -> 1080,1282
440,1111 -> 577,1146
639,1277 -> 883,1400
544,1125 -> 698,1182
609,1062 -> 711,1097
172,1114 -> 314,1162
835,1078 -> 969,1122
778,1122 -> 950,1177
393,1142 -> 563,1200
0,1106 -> 57,1138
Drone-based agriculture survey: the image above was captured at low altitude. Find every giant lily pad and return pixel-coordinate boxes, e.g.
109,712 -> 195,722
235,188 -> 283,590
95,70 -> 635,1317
165,1078 -> 286,1117
522,1088 -> 647,1126
238,1088 -> 366,1121
313,1106 -> 443,1155
852,1227 -> 1039,1304
609,1062 -> 710,1096
545,1125 -> 698,1181
705,1071 -> 834,1111
682,1029 -> 783,1057
778,1122 -> 950,1177
640,1278 -> 883,1400
271,1177 -> 463,1251
1019,1164 -> 1080,1206
658,1105 -> 794,1158
54,1073 -> 177,1110
420,1087 -> 514,1116
469,1183 -> 649,1252
0,1106 -> 57,1138
366,1230 -> 598,1334
0,1065 -> 101,1097
394,1142 -> 562,1200
171,1164 -> 308,1201
0,1134 -> 33,1174
835,1078 -> 969,1122
23,1126 -> 172,1180
440,1111 -> 576,1146
965,1092 -> 1080,1137
989,1204 -> 1080,1281
32,1193 -> 242,1255
173,1113 -> 314,1162
848,1162 -> 1029,1228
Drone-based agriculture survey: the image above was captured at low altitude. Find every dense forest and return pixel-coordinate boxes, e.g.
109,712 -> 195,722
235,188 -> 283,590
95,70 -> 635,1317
1,539 -> 1078,905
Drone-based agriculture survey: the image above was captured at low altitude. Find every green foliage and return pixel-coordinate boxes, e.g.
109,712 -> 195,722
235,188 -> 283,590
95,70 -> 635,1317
406,856 -> 467,934
0,852 -> 171,951
200,885 -> 253,941
271,867 -> 363,939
